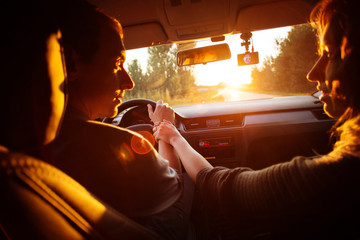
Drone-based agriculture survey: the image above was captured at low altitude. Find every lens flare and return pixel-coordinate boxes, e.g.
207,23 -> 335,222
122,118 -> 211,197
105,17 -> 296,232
130,131 -> 154,155
112,143 -> 135,163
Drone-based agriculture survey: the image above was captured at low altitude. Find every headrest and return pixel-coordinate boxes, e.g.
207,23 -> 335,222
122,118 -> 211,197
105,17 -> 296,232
1,1 -> 66,158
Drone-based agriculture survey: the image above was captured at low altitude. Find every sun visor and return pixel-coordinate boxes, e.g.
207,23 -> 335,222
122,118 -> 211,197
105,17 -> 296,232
176,22 -> 226,40
164,0 -> 229,25
165,0 -> 230,40
235,1 -> 313,32
123,23 -> 168,50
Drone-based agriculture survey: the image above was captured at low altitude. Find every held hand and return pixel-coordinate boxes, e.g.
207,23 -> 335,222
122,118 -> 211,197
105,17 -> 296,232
148,100 -> 175,125
153,120 -> 181,145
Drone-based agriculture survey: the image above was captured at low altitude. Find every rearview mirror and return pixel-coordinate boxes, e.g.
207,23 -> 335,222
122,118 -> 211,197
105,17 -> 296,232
177,43 -> 231,67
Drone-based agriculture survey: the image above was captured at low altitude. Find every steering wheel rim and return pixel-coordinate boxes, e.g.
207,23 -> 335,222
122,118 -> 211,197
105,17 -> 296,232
102,98 -> 180,151
102,98 -> 157,124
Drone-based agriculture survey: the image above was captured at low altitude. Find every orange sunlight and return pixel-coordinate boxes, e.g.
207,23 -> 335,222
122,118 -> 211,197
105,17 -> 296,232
195,62 -> 253,88
194,26 -> 291,88
125,26 -> 291,90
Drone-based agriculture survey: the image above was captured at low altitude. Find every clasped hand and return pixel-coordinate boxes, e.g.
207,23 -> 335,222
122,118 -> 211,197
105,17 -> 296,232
147,100 -> 180,144
153,120 -> 180,144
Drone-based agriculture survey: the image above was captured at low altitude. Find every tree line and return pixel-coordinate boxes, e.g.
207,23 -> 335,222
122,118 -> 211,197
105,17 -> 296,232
250,24 -> 319,94
124,45 -> 196,103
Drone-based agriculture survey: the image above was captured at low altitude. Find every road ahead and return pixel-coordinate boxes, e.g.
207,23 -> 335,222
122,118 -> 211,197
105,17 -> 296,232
219,88 -> 278,101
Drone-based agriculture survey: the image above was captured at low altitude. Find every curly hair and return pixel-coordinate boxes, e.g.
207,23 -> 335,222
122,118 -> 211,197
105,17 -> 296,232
310,0 -> 360,117
310,0 -> 360,159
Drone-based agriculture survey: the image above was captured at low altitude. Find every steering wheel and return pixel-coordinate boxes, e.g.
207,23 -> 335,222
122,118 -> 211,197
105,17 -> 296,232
103,98 -> 156,127
102,99 -> 162,150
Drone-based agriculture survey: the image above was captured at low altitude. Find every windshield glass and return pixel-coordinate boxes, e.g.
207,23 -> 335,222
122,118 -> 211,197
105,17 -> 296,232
124,23 -> 318,107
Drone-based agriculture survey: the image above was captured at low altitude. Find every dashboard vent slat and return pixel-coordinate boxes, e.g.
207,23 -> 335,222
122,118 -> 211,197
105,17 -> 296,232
184,115 -> 243,130
184,119 -> 206,130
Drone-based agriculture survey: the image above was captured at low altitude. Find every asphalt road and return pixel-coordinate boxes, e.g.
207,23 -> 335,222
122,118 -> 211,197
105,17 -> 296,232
219,88 -> 278,101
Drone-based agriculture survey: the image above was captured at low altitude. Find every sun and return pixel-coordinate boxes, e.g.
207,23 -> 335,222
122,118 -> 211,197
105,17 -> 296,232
194,58 -> 253,88
223,65 -> 253,88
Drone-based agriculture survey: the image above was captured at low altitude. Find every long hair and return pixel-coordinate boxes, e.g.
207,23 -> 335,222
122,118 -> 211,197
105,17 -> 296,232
310,0 -> 360,159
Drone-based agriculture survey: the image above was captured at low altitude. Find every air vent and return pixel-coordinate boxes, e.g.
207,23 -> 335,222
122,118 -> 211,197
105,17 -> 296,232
184,118 -> 206,130
184,115 -> 243,130
221,115 -> 243,127
312,109 -> 332,120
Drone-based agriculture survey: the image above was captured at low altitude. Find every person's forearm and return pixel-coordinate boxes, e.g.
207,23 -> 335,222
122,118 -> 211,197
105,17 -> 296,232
158,140 -> 182,174
170,135 -> 213,182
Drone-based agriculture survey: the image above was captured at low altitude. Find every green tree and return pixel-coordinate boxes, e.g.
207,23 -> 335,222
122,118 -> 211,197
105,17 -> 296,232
251,56 -> 276,91
126,59 -> 145,98
251,24 -> 318,94
146,45 -> 175,95
125,44 -> 196,103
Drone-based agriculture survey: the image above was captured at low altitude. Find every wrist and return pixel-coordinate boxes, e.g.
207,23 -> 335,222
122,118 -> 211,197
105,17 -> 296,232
154,119 -> 174,126
169,133 -> 182,147
153,121 -> 161,127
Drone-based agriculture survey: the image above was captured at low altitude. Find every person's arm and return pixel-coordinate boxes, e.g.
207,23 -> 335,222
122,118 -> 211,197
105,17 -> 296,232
157,141 -> 182,172
148,100 -> 181,173
153,120 -> 213,182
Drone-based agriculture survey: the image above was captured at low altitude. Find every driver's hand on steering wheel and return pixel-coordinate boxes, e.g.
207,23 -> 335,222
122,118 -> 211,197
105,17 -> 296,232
147,100 -> 175,125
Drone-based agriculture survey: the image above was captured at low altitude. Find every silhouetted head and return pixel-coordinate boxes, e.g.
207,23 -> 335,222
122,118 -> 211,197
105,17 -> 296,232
1,1 -> 66,157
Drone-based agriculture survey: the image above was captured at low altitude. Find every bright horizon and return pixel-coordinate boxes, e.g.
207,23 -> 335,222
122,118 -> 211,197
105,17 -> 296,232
125,26 -> 292,88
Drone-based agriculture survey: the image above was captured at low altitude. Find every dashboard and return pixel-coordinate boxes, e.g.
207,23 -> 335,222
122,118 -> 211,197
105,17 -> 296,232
111,93 -> 335,170
174,94 -> 336,169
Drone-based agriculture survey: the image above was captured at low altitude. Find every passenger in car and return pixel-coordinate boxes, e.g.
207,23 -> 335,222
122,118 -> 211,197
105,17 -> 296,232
46,1 -> 192,239
153,0 -> 360,238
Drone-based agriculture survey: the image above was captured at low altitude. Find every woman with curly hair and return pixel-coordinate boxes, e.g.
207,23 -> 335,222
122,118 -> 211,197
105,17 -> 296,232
153,0 -> 360,238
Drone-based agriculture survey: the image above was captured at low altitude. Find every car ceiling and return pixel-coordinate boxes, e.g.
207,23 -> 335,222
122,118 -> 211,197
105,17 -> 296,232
88,0 -> 320,50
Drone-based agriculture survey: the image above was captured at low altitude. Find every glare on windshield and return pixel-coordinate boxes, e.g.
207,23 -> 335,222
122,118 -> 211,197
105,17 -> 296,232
124,24 -> 318,106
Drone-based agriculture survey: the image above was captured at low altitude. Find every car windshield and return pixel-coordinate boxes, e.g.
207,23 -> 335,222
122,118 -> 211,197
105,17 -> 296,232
124,23 -> 318,107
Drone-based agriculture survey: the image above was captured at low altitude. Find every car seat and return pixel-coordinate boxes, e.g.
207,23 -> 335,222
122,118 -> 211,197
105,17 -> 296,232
0,150 -> 163,240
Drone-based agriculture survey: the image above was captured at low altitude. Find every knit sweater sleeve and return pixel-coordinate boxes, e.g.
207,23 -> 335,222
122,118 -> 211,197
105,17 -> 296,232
197,157 -> 317,212
195,156 -> 357,237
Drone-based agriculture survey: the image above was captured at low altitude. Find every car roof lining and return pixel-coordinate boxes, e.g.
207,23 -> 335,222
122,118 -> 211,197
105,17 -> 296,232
88,0 -> 319,49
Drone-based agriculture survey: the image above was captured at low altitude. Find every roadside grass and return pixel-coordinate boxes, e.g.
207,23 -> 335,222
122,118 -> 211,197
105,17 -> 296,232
123,87 -> 224,107
123,84 -> 314,107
